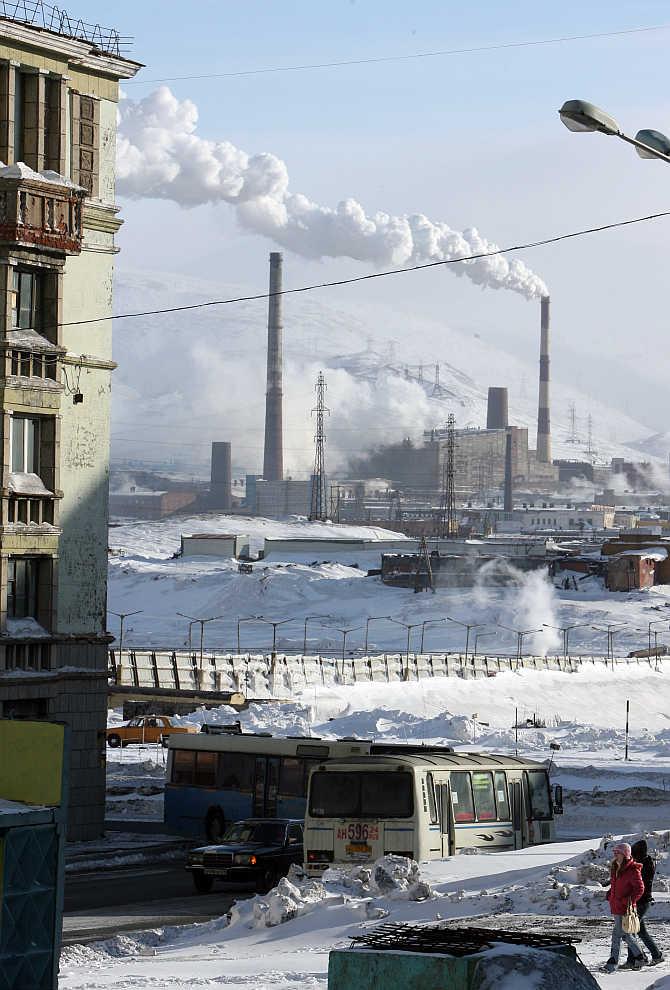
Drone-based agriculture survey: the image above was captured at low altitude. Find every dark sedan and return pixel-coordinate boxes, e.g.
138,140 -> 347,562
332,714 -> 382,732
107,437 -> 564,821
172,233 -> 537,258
187,818 -> 304,893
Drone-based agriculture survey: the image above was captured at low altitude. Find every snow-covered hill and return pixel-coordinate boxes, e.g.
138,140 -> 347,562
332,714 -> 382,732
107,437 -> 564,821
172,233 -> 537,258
112,269 -> 654,475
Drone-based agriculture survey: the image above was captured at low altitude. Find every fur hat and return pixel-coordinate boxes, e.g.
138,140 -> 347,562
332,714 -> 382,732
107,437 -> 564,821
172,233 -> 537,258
613,842 -> 632,859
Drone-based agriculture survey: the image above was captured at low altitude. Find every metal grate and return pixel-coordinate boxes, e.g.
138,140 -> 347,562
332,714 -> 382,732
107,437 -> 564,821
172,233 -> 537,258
350,923 -> 580,958
0,1 -> 132,55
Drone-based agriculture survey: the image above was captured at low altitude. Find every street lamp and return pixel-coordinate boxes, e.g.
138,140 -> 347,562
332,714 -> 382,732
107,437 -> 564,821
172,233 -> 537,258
108,610 -> 142,668
176,612 -> 225,666
445,617 -> 483,663
420,618 -> 447,653
364,615 -> 393,653
498,624 -> 543,660
542,622 -> 589,661
332,626 -> 362,661
256,617 -> 296,656
558,100 -> 670,164
591,623 -> 625,665
303,615 -> 329,655
237,616 -> 259,655
647,619 -> 667,657
386,618 -> 423,662
473,629 -> 497,658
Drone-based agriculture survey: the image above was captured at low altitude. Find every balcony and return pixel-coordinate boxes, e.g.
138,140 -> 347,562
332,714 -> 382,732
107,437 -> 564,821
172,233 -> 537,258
0,163 -> 85,254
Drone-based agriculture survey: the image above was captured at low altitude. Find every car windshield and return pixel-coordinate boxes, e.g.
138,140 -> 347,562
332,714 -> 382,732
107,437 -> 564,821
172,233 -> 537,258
221,822 -> 286,845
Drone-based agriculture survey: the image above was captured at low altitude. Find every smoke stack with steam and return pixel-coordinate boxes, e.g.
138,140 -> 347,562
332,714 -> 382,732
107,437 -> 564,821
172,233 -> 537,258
263,252 -> 284,481
504,429 -> 514,512
536,295 -> 551,463
487,387 -> 509,430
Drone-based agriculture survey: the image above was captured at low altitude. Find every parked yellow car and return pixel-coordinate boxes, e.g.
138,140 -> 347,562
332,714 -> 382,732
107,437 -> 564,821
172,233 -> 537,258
106,715 -> 197,748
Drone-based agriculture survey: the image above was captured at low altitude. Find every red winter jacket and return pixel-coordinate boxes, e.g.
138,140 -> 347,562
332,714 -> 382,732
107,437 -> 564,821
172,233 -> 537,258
607,858 -> 645,915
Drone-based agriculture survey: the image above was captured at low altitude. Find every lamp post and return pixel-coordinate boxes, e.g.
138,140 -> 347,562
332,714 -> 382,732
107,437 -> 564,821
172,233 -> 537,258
445,617 -> 483,663
257,617 -> 296,656
108,610 -> 142,668
648,619 -> 667,658
236,616 -> 258,655
176,612 -> 225,666
473,630 -> 497,659
542,622 -> 589,661
591,623 -> 625,666
386,618 -> 423,665
303,615 -> 329,655
364,615 -> 393,653
558,100 -> 670,164
498,624 -> 543,660
420,618 -> 447,653
332,626 -> 362,662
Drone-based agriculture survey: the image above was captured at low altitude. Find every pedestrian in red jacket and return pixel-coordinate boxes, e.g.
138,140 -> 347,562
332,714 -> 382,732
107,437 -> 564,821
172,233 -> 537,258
603,842 -> 646,973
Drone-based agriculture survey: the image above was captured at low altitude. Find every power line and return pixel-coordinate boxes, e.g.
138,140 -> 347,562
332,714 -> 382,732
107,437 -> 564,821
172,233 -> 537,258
125,22 -> 670,85
59,210 -> 670,332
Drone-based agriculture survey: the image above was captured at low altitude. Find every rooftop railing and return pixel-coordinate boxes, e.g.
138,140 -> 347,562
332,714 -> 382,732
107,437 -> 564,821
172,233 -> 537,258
0,1 -> 131,56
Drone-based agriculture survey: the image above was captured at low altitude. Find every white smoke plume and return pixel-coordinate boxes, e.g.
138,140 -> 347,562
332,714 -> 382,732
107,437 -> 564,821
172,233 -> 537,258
117,86 -> 548,300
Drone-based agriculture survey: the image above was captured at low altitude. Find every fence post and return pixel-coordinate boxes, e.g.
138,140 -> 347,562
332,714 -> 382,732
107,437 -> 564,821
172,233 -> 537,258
130,651 -> 139,688
150,651 -> 160,689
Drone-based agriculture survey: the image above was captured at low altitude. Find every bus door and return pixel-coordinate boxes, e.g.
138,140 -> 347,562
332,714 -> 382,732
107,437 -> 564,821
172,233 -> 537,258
510,780 -> 523,849
253,756 -> 280,816
437,783 -> 453,856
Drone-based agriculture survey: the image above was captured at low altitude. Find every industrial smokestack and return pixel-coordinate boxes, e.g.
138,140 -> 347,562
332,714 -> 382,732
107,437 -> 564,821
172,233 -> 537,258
487,387 -> 509,430
536,295 -> 551,463
504,429 -> 513,512
210,442 -> 232,510
263,252 -> 284,481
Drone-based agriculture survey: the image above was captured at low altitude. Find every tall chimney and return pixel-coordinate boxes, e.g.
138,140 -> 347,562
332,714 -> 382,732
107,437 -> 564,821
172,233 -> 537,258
504,429 -> 514,512
210,442 -> 232,510
487,387 -> 509,430
536,295 -> 551,463
263,252 -> 284,481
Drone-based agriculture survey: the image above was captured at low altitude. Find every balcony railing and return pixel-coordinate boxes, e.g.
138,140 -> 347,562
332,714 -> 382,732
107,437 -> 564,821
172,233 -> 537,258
0,170 -> 85,253
8,494 -> 55,525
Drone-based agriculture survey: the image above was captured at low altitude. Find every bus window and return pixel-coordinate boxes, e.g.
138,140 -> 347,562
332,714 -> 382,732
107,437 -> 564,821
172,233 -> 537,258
450,772 -> 475,822
172,749 -> 195,785
219,752 -> 254,791
494,771 -> 510,820
194,751 -> 217,787
525,771 -> 552,820
426,773 -> 438,824
279,757 -> 304,797
309,771 -> 413,818
471,772 -> 496,821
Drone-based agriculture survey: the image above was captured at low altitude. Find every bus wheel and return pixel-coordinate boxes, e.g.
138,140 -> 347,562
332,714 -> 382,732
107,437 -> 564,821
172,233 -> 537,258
107,734 -> 121,748
205,809 -> 225,843
192,871 -> 214,894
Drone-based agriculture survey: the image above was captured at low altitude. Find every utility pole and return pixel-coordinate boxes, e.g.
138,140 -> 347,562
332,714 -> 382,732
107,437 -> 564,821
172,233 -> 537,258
309,371 -> 329,521
586,414 -> 594,460
432,362 -> 442,396
568,402 -> 578,443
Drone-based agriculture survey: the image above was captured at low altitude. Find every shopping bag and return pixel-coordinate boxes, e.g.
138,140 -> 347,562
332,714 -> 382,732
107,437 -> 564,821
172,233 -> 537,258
622,902 -> 640,935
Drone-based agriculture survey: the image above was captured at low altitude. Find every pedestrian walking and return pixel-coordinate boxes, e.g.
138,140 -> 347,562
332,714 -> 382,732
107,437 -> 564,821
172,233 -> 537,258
623,839 -> 664,967
603,842 -> 646,973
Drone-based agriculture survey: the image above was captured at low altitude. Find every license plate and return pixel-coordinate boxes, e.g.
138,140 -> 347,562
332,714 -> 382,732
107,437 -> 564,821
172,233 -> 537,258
337,824 -> 379,842
346,842 -> 372,858
209,869 -> 229,876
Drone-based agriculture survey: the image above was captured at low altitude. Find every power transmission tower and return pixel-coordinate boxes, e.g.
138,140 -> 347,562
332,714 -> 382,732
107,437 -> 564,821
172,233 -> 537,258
432,362 -> 441,395
586,413 -> 594,461
568,402 -> 578,443
309,371 -> 329,521
437,413 -> 456,538
418,363 -> 424,384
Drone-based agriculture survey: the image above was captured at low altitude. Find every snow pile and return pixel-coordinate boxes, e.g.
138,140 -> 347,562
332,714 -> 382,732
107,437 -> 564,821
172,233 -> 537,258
471,943 -> 600,990
229,856 -> 434,931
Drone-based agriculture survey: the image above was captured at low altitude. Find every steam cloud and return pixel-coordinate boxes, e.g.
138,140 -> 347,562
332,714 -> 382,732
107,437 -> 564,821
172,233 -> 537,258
117,87 -> 548,299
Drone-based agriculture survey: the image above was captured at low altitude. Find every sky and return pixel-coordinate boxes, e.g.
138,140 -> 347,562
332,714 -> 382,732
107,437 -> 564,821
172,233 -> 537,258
86,0 -> 670,434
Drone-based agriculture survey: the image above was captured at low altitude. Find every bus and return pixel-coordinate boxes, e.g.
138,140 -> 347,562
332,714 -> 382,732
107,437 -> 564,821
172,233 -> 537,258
165,731 -> 377,840
303,752 -> 561,875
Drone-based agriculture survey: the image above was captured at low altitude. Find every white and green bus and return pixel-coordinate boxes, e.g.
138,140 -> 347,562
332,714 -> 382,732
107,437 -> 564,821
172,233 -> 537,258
304,751 -> 561,875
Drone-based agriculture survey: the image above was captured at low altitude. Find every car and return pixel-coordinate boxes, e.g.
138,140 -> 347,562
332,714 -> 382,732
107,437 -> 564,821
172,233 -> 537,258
106,715 -> 198,748
187,818 -> 304,894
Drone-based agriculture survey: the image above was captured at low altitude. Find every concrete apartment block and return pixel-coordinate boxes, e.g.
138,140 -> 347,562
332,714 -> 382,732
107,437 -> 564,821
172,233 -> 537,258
0,15 -> 142,838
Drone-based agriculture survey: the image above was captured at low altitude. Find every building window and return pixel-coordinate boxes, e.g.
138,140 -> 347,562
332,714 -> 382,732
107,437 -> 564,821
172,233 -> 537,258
11,415 -> 40,474
11,270 -> 41,330
7,556 -> 39,619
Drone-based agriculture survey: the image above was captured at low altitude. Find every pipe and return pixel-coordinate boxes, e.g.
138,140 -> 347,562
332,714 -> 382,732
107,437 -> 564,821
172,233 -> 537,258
536,295 -> 551,463
263,252 -> 284,481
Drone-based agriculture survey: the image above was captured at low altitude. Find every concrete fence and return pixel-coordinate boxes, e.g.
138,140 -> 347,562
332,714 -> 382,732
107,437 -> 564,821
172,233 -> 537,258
108,649 -> 664,699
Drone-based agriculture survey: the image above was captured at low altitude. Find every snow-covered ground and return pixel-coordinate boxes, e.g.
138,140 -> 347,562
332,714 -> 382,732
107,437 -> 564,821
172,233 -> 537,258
108,514 -> 670,659
60,831 -> 670,989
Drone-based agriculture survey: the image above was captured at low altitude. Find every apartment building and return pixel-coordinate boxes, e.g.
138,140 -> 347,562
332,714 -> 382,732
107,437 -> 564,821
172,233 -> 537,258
0,8 -> 141,838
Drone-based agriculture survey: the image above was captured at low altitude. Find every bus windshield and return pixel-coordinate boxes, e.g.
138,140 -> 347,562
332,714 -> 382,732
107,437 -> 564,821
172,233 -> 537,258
525,771 -> 552,820
309,771 -> 413,819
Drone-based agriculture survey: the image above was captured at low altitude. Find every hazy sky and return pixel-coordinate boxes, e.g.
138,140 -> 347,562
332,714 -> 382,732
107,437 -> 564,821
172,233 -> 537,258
89,0 -> 670,434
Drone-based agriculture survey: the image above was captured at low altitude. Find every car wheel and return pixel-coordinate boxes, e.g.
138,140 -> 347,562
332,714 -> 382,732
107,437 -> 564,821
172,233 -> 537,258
205,809 -> 225,843
256,867 -> 280,894
192,871 -> 214,894
107,734 -> 121,748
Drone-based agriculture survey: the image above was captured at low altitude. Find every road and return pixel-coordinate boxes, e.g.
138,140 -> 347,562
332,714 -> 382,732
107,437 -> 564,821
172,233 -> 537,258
63,864 -> 253,946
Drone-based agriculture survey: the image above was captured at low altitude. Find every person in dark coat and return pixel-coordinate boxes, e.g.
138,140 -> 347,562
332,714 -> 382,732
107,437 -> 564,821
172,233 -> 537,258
603,842 -> 646,972
624,839 -> 663,967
